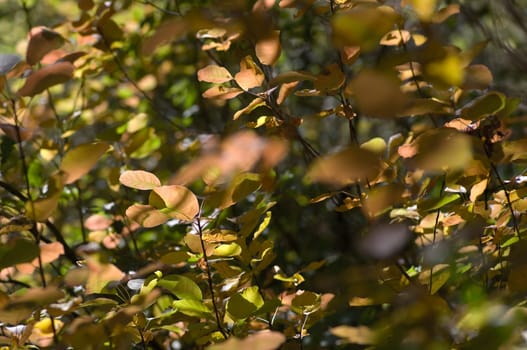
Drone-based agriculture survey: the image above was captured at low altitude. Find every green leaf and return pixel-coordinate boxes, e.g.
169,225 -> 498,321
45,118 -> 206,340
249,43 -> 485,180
158,274 -> 202,300
227,286 -> 264,320
0,239 -> 39,269
459,92 -> 506,121
172,299 -> 211,318
212,243 -> 242,257
418,193 -> 460,212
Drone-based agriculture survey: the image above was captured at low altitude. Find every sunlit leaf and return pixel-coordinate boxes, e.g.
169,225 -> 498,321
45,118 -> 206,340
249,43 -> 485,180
197,65 -> 233,83
119,170 -> 161,190
331,325 -> 374,345
212,243 -> 242,257
125,204 -> 170,227
233,98 -> 265,120
158,274 -> 203,300
60,142 -> 109,184
255,30 -> 281,65
26,26 -> 65,65
235,55 -> 265,90
425,51 -> 464,87
85,257 -> 125,293
202,85 -> 243,99
380,29 -> 410,46
332,5 -> 399,52
173,299 -> 212,318
18,61 -> 74,97
306,146 -> 383,186
207,331 -> 285,350
25,194 -> 61,222
399,128 -> 472,172
149,185 -> 199,221
227,286 -> 264,320
408,0 -> 437,21
205,173 -> 261,210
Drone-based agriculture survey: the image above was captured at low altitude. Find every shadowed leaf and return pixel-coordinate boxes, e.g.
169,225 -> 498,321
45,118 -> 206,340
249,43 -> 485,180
26,26 -> 65,65
17,61 -> 74,97
207,331 -> 285,350
60,142 -> 109,184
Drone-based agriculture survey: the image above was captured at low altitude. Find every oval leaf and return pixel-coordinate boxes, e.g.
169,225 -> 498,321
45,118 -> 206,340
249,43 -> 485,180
119,170 -> 161,190
149,185 -> 199,221
459,92 -> 506,121
18,61 -> 74,97
207,331 -> 286,350
60,142 -> 109,184
125,204 -> 169,228
255,30 -> 281,66
197,65 -> 233,83
26,26 -> 65,65
306,146 -> 383,186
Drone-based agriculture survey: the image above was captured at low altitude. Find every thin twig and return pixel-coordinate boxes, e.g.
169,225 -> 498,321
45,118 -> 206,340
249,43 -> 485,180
196,217 -> 227,339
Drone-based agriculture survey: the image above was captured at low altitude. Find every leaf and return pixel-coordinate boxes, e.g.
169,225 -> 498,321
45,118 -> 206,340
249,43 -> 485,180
399,128 -> 472,172
459,92 -> 506,121
125,204 -> 170,227
255,30 -> 281,65
158,274 -> 203,300
0,54 -> 22,75
172,299 -> 212,318
205,173 -> 261,210
425,51 -> 464,87
332,5 -> 399,52
202,85 -> 243,100
380,29 -> 410,46
0,238 -> 40,269
235,55 -> 265,90
85,257 -> 125,293
197,65 -> 233,83
330,326 -> 374,345
60,142 -> 109,184
269,70 -> 316,86
207,331 -> 286,350
142,18 -> 187,55
233,98 -> 265,120
470,178 -> 488,202
227,286 -> 264,320
119,170 -> 161,190
349,69 -> 408,117
306,146 -> 383,187
17,61 -> 74,97
149,185 -> 199,221
26,194 -> 61,222
463,64 -> 493,90
212,243 -> 242,257
26,26 -> 65,65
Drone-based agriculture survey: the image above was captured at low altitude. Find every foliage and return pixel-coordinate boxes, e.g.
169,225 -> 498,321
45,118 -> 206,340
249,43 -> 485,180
0,0 -> 527,349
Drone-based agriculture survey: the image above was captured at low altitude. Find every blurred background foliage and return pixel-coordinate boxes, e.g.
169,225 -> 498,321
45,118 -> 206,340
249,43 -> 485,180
1,0 -> 527,349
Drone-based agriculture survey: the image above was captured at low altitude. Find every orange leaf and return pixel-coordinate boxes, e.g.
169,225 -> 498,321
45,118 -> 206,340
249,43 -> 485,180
17,62 -> 74,97
149,185 -> 199,221
235,56 -> 265,90
125,204 -> 170,228
197,65 -> 233,83
119,170 -> 161,190
60,142 -> 109,184
202,86 -> 243,99
255,30 -> 281,66
26,26 -> 65,65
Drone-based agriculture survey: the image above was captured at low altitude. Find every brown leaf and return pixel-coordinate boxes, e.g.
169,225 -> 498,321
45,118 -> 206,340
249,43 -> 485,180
197,65 -> 233,83
306,146 -> 383,186
207,331 -> 286,350
17,62 -> 74,97
149,185 -> 199,221
26,26 -> 65,65
125,204 -> 169,228
235,56 -> 265,90
119,170 -> 161,190
255,30 -> 281,66
60,142 -> 110,184
202,86 -> 243,100
463,64 -> 493,90
142,18 -> 187,56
